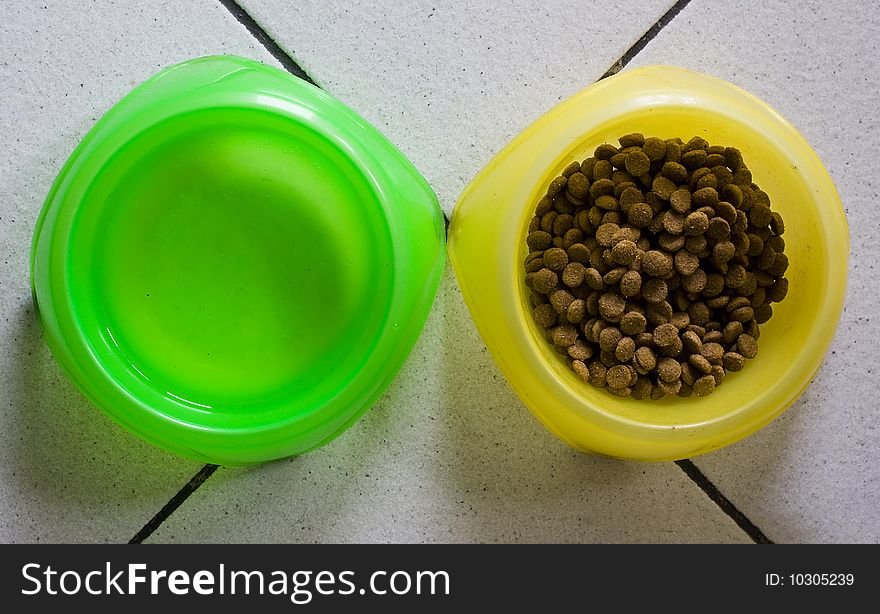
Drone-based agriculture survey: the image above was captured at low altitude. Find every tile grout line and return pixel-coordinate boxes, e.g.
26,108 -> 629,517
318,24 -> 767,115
218,0 -> 452,226
129,464 -> 219,543
675,460 -> 774,544
600,0 -> 693,79
217,0 -> 317,85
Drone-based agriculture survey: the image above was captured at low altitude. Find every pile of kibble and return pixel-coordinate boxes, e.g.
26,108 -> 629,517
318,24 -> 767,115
524,134 -> 789,399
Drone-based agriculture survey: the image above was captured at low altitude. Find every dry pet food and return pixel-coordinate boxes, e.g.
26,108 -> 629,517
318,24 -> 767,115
524,134 -> 790,399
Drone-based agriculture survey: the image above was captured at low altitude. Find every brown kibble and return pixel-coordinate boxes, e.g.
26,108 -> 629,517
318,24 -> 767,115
527,230 -> 552,250
568,339 -> 593,362
571,359 -> 590,382
674,249 -> 700,276
611,239 -> 639,265
701,342 -> 724,364
730,306 -> 755,323
657,378 -> 681,396
619,133 -> 645,148
657,357 -> 682,383
599,292 -> 627,321
750,204 -> 773,228
543,247 -> 568,271
595,223 -> 620,247
615,336 -> 636,362
669,188 -> 691,213
683,211 -> 710,236
693,374 -> 716,397
620,311 -> 648,335
528,137 -> 787,400
624,150 -> 651,176
531,268 -> 558,294
547,176 -> 567,196
634,346 -> 657,372
706,217 -> 731,241
723,321 -> 744,344
652,176 -> 677,200
598,326 -> 623,353
723,352 -> 746,372
620,270 -> 643,298
631,377 -> 653,400
641,278 -> 668,304
642,250 -> 674,277
551,325 -> 578,347
712,241 -> 736,263
689,353 -> 713,374
662,212 -> 686,235
737,334 -> 758,359
768,277 -> 789,303
588,361 -> 607,387
606,364 -> 632,390
653,323 -> 679,348
566,299 -> 587,324
550,289 -> 575,314
682,330 -> 703,354
533,303 -> 557,328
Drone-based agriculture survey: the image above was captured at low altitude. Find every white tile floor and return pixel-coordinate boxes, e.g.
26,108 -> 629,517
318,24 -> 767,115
1,0 -> 877,543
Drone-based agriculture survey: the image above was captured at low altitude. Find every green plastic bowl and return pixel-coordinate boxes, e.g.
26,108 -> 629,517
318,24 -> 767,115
30,56 -> 445,465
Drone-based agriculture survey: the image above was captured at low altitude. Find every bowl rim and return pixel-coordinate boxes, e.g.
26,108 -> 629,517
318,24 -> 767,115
449,65 -> 849,461
31,55 -> 446,464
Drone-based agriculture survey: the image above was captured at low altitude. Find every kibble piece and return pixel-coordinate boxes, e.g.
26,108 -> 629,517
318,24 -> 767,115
571,359 -> 590,382
624,150 -> 651,176
532,268 -> 558,294
567,299 -> 587,324
682,330 -> 703,354
595,223 -> 620,247
631,377 -> 653,400
652,176 -> 677,200
620,270 -> 643,298
620,311 -> 648,335
712,241 -> 735,263
657,378 -> 682,396
533,303 -> 557,328
598,293 -> 627,321
683,211 -> 709,236
543,247 -> 568,271
642,250 -> 674,277
689,353 -> 713,374
606,364 -> 632,390
657,357 -> 682,383
701,342 -> 724,365
722,352 -> 745,372
634,346 -> 657,372
551,325 -> 578,347
653,323 -> 679,348
550,289 -> 576,314
611,240 -> 639,266
598,326 -> 623,353
669,188 -> 691,213
768,277 -> 789,303
643,137 -> 667,161
527,230 -> 552,250
615,336 -> 636,362
619,133 -> 645,148
568,339 -> 593,362
693,374 -> 716,397
729,306 -> 755,323
737,334 -> 758,359
588,361 -> 607,387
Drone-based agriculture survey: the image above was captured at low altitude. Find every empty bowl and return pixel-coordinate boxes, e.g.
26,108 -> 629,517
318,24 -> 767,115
31,56 -> 445,465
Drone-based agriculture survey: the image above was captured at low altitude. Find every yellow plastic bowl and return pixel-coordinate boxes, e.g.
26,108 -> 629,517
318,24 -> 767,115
448,65 -> 848,461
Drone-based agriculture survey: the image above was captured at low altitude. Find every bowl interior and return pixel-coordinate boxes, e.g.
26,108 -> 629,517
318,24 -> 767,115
68,106 -> 394,425
516,104 -> 835,430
